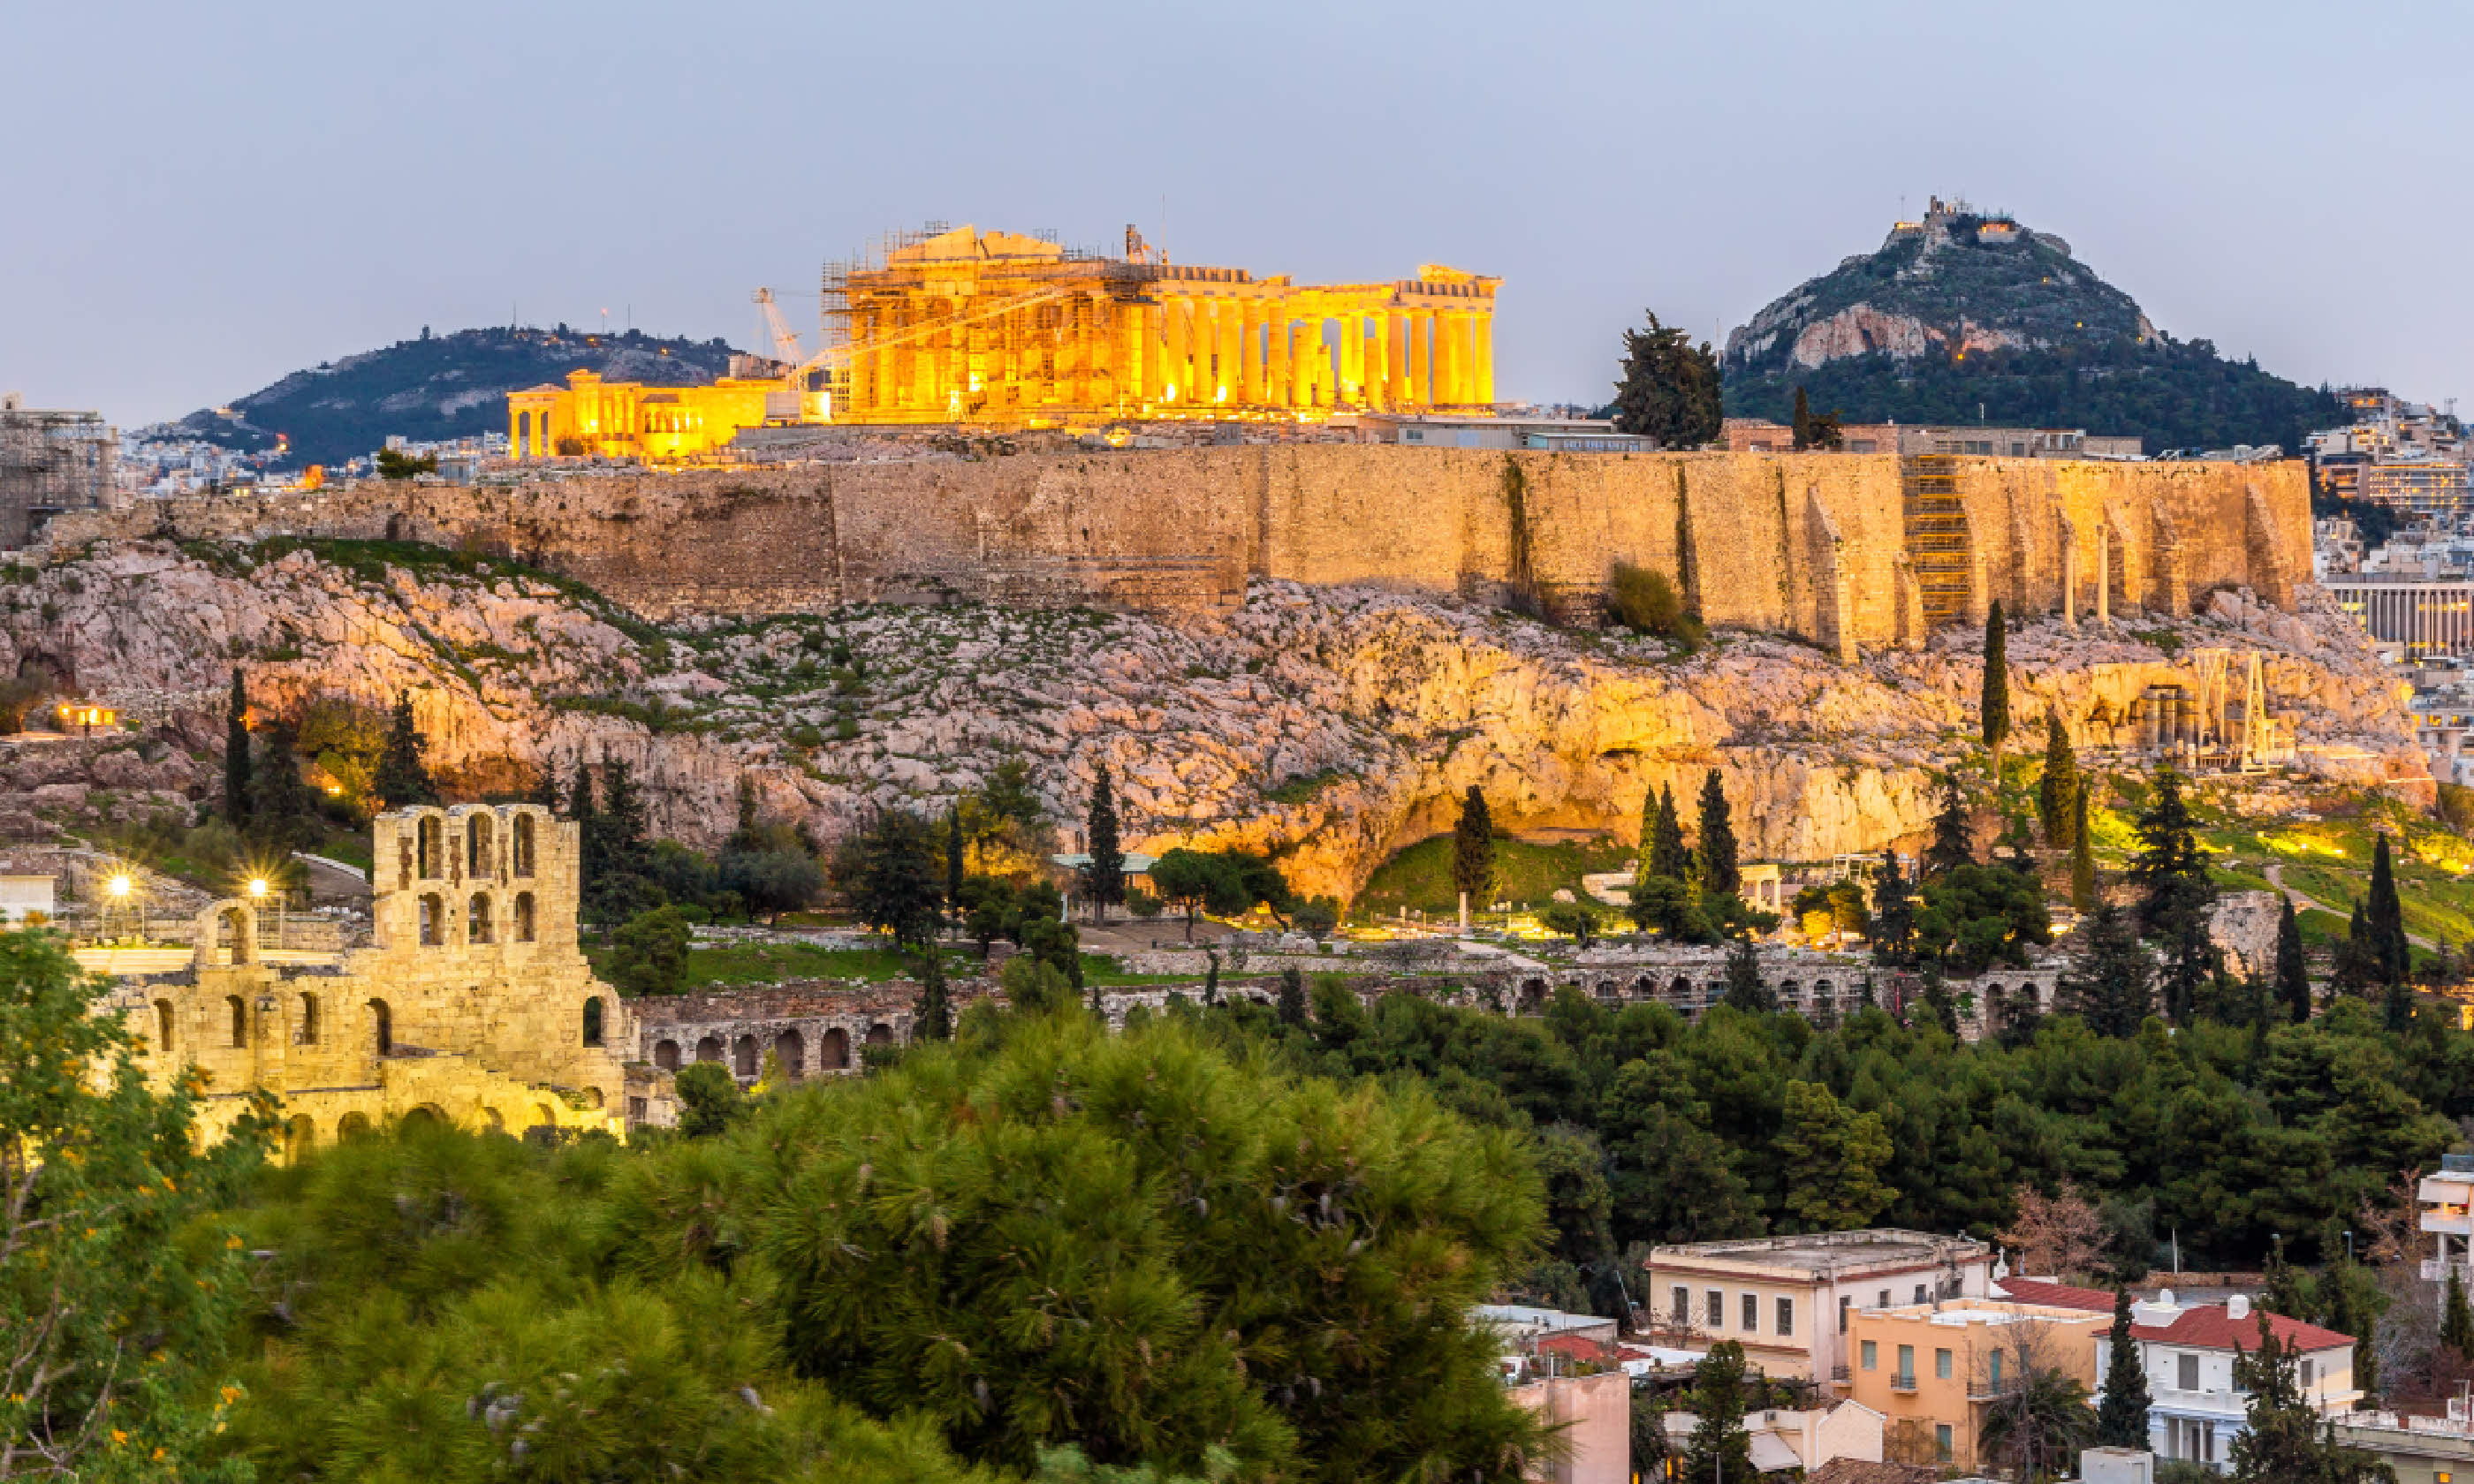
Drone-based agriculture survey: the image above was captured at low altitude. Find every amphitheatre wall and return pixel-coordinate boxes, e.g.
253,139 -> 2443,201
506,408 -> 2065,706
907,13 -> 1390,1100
50,448 -> 2309,644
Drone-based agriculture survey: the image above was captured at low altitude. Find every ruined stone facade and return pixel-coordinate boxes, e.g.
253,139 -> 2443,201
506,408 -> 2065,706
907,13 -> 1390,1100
46,447 -> 2311,654
108,803 -> 672,1151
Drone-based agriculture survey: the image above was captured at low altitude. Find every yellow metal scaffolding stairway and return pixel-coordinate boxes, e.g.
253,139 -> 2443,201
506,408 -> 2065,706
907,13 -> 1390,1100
1901,454 -> 1974,626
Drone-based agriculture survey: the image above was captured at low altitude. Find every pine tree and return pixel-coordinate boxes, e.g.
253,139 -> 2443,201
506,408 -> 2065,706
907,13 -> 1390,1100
2038,710 -> 2079,849
527,759 -> 563,810
2445,1268 -> 2474,1361
371,691 -> 439,808
2333,901 -> 2381,996
1924,776 -> 1975,877
1278,966 -> 1307,1027
1870,854 -> 1916,964
1776,1079 -> 1895,1230
2368,831 -> 2410,985
1681,1340 -> 1755,1484
1791,385 -> 1815,450
2274,895 -> 2311,1022
223,667 -> 252,827
1720,935 -> 1772,1013
2093,1288 -> 2152,1449
1981,601 -> 2011,771
1084,761 -> 1125,919
2060,904 -> 2154,1037
1453,785 -> 1496,920
1610,312 -> 1722,448
2129,766 -> 2211,936
248,720 -> 322,851
1650,784 -> 1690,881
2070,788 -> 2098,912
913,951 -> 952,1042
1696,769 -> 1740,900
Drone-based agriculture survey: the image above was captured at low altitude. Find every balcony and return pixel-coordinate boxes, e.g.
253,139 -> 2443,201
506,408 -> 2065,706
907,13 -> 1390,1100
1891,1373 -> 1917,1392
2150,1386 -> 2249,1421
2423,1259 -> 2474,1283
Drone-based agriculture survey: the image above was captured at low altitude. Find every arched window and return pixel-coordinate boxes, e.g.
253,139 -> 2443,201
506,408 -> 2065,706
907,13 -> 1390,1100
694,1034 -> 723,1063
654,1039 -> 680,1071
819,1027 -> 850,1070
1668,974 -> 1692,1002
467,893 -> 494,945
863,1022 -> 893,1047
513,814 -> 536,877
298,992 -> 319,1044
417,815 -> 442,878
286,1115 -> 315,1159
774,1029 -> 805,1079
467,814 -> 493,878
733,1035 -> 758,1078
368,999 -> 392,1056
514,892 -> 536,943
581,997 -> 605,1048
226,995 -> 247,1048
338,1111 -> 373,1141
154,998 -> 175,1056
418,894 -> 444,946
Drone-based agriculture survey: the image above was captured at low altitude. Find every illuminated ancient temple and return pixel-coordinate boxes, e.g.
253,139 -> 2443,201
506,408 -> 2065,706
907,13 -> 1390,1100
832,223 -> 1499,421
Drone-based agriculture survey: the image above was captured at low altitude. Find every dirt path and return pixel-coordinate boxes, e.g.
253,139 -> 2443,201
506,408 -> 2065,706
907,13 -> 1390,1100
2263,861 -> 2434,949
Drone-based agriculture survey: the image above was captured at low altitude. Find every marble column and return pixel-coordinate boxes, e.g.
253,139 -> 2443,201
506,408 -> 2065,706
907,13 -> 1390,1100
1474,313 -> 1494,406
1412,312 -> 1433,408
1365,310 -> 1391,412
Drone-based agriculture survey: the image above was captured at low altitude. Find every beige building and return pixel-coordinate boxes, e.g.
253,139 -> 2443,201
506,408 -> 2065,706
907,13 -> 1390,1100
1643,1230 -> 1993,1382
2331,1409 -> 2474,1484
1840,1296 -> 2110,1472
105,803 -> 672,1150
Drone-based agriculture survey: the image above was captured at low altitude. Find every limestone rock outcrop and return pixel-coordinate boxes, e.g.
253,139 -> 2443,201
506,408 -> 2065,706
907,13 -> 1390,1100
0,541 -> 2427,903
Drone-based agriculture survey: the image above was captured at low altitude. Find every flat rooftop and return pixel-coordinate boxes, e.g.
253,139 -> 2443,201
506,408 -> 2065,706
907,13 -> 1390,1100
1650,1229 -> 1988,1277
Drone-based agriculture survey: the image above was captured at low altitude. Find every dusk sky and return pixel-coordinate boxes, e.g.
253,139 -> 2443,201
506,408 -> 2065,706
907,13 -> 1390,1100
6,0 -> 2465,426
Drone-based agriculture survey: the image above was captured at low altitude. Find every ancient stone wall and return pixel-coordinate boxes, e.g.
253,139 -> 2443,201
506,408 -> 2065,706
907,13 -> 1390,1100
48,449 -> 2310,648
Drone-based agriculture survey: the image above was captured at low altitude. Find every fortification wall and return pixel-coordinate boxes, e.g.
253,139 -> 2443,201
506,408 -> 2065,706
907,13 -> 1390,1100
45,449 -> 2310,646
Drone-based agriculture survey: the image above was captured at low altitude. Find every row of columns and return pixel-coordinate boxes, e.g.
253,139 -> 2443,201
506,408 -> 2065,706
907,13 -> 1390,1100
839,292 -> 1493,418
2336,582 -> 2474,654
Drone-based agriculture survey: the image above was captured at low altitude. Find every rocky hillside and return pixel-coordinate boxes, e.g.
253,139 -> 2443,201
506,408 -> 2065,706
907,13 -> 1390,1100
0,540 -> 2424,901
145,327 -> 743,468
1722,204 -> 2341,451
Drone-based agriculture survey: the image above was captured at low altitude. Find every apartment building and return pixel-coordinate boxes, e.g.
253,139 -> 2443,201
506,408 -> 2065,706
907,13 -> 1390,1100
1840,1296 -> 2110,1472
1643,1230 -> 1992,1382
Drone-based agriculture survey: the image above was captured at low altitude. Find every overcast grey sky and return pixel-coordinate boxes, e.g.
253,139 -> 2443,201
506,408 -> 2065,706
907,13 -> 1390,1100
4,0 -> 2464,425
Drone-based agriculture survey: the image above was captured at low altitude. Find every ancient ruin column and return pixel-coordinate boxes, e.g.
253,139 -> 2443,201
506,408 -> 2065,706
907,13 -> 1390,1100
1215,300 -> 1241,406
2097,529 -> 2112,626
1240,300 -> 1264,406
1337,313 -> 1362,406
1388,313 -> 1413,408
1165,297 -> 1189,405
1265,316 -> 1289,407
1289,315 -> 1311,406
1474,312 -> 1494,406
1365,309 -> 1391,412
2060,520 -> 2080,629
1411,313 -> 1434,408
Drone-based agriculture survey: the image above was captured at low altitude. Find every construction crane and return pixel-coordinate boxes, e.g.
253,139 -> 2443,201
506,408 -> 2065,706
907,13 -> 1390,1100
751,288 -> 806,367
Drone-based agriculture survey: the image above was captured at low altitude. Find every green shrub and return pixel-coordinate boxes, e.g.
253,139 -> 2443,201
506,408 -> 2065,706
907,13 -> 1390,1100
1609,562 -> 1706,651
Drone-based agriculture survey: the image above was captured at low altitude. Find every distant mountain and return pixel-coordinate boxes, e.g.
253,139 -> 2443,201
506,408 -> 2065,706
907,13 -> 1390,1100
1720,201 -> 2341,453
149,326 -> 745,467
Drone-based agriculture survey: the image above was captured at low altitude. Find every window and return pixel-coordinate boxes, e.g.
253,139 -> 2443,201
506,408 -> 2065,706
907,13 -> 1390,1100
153,999 -> 175,1056
1935,1348 -> 1952,1380
514,892 -> 536,943
1878,1289 -> 1890,1309
2178,1353 -> 2199,1390
1707,1291 -> 1723,1328
226,996 -> 247,1048
1989,1350 -> 2003,1387
368,999 -> 392,1056
1935,1424 -> 1953,1461
1894,1345 -> 1915,1387
581,997 -> 605,1048
1777,1298 -> 1794,1336
2301,1359 -> 2316,1387
298,993 -> 318,1044
418,893 -> 443,946
1840,1296 -> 1850,1334
1861,1341 -> 1877,1371
1913,1283 -> 1927,1305
417,815 -> 442,878
467,814 -> 492,877
1673,1286 -> 1689,1324
1742,1293 -> 1758,1332
513,813 -> 536,876
467,893 -> 493,944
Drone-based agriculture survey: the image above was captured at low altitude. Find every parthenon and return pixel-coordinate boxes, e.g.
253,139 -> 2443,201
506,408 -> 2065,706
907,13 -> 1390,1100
831,223 -> 1499,421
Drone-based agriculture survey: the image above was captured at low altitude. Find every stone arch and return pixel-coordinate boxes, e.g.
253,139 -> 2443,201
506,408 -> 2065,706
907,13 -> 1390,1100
694,1034 -> 723,1063
1668,974 -> 1691,1002
774,1029 -> 805,1079
467,892 -> 495,945
1517,978 -> 1549,1012
819,1027 -> 850,1071
581,996 -> 605,1047
514,891 -> 536,943
224,994 -> 247,1048
418,893 -> 444,946
298,991 -> 319,1044
194,900 -> 257,970
655,1039 -> 680,1071
1778,979 -> 1802,1009
530,1103 -> 556,1131
154,998 -> 175,1056
733,1034 -> 758,1078
481,1106 -> 506,1133
467,813 -> 494,878
401,1103 -> 446,1128
338,1111 -> 374,1141
417,814 -> 444,879
513,812 -> 538,876
285,1114 -> 315,1160
1594,979 -> 1620,1000
368,997 -> 392,1056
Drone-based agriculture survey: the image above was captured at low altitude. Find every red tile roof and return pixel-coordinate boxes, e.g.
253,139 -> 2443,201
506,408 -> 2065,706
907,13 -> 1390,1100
2130,1305 -> 2353,1354
1995,1278 -> 2119,1313
1536,1332 -> 1621,1364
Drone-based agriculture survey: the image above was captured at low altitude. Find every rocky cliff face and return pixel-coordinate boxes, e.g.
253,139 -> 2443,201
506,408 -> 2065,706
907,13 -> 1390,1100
0,541 -> 2425,900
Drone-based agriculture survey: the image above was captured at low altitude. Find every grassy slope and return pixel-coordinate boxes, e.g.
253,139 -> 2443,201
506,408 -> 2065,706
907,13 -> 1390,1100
1354,833 -> 1632,920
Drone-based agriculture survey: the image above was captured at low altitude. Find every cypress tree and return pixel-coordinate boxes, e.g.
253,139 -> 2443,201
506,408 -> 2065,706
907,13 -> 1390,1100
1650,783 -> 1690,882
1981,601 -> 2010,772
1085,761 -> 1125,919
1452,786 -> 1496,921
371,691 -> 439,808
1870,854 -> 1916,964
1924,776 -> 1974,877
912,950 -> 952,1042
1681,1340 -> 1755,1484
224,667 -> 252,827
2038,709 -> 2078,849
1278,966 -> 1307,1026
2129,766 -> 2210,937
1203,948 -> 1220,1008
1791,385 -> 1815,450
248,720 -> 321,849
2273,895 -> 2311,1022
2368,831 -> 2410,985
528,758 -> 562,810
1720,935 -> 1772,1013
2094,1288 -> 2152,1448
2070,788 -> 2098,912
945,807 -> 965,915
2445,1268 -> 2474,1361
1696,769 -> 1740,899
